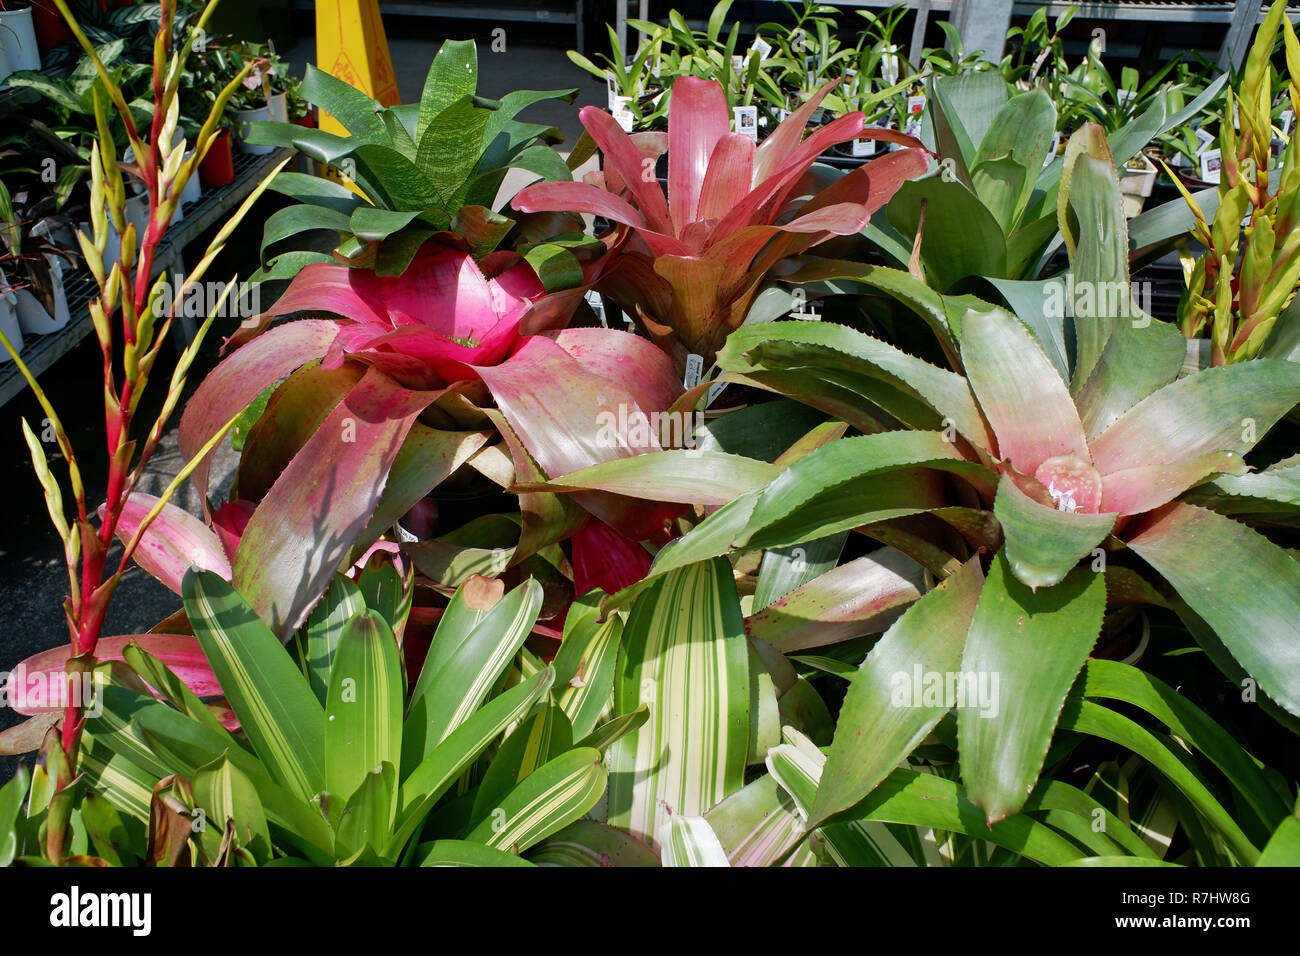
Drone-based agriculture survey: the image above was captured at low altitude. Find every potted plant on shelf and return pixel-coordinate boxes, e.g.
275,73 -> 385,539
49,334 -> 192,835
228,40 -> 295,154
0,175 -> 74,334
0,0 -> 42,79
0,258 -> 23,359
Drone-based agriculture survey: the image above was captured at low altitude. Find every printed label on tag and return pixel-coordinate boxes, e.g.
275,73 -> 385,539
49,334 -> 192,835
851,137 -> 878,157
1195,127 -> 1216,153
606,72 -> 619,110
752,37 -> 772,60
1200,148 -> 1222,184
684,353 -> 704,389
731,54 -> 746,74
1280,108 -> 1294,136
612,95 -> 635,132
707,378 -> 727,406
733,105 -> 758,139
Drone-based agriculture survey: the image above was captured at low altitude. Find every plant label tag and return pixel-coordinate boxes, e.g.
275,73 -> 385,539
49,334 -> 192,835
1117,88 -> 1137,108
1199,148 -> 1222,185
734,105 -> 759,139
606,72 -> 619,110
777,108 -> 792,124
612,96 -> 635,132
1044,130 -> 1061,168
882,45 -> 900,85
707,378 -> 727,406
1281,108 -> 1294,136
585,290 -> 607,328
684,353 -> 704,389
731,54 -> 746,74
852,137 -> 878,157
1195,127 -> 1216,154
752,37 -> 772,60
901,96 -> 926,140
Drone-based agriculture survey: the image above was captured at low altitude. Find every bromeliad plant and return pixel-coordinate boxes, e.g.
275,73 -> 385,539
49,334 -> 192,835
532,121 -> 1300,838
243,40 -> 580,282
0,0 -> 280,863
514,75 -> 929,371
1172,0 -> 1300,364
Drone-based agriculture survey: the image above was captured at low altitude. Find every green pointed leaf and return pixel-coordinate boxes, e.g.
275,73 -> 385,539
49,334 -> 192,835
811,558 -> 984,826
417,40 -> 479,141
959,552 -> 1106,823
303,574 -> 366,705
608,559 -> 750,848
415,839 -> 536,867
183,570 -> 326,802
337,764 -> 396,858
325,610 -> 403,813
1126,502 -> 1300,716
1258,816 -> 1300,866
464,748 -> 606,854
994,474 -> 1116,589
192,753 -> 272,865
552,593 -> 623,739
660,816 -> 730,867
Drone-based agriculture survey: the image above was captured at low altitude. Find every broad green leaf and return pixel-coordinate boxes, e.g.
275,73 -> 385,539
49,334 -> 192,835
325,610 -> 403,816
260,203 -> 351,252
574,706 -> 649,753
470,705 -> 573,829
747,548 -> 925,653
122,642 -> 231,739
1073,317 -> 1187,440
994,475 -> 1116,589
402,579 -> 543,767
415,95 -> 489,206
0,765 -> 29,867
959,552 -> 1105,823
552,592 -> 623,739
1060,697 -> 1258,864
192,753 -> 272,865
539,450 -> 781,506
660,816 -> 730,867
183,570 -> 326,802
390,668 -> 554,856
464,748 -> 606,854
888,177 -> 1007,292
752,532 -> 848,610
704,773 -> 809,867
336,764 -> 396,858
608,559 -> 750,848
1089,360 -> 1300,476
811,558 -> 984,826
301,63 -> 389,143
302,574 -> 365,705
1126,502 -> 1300,717
415,839 -> 535,867
80,791 -> 138,868
417,39 -> 478,140
1258,816 -> 1300,866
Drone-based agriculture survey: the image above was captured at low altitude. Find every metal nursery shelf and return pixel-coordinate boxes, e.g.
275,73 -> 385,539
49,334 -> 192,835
0,148 -> 294,408
288,0 -> 586,47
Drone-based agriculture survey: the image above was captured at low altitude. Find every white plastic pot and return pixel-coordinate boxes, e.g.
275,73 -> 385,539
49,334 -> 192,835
1120,152 -> 1158,218
178,149 -> 202,212
234,104 -> 274,155
0,269 -> 23,362
14,255 -> 69,336
0,29 -> 12,84
0,7 -> 41,75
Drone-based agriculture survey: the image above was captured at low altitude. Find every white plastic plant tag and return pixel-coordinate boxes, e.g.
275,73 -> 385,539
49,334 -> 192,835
851,137 -> 878,157
606,72 -> 619,110
905,95 -> 926,135
1043,130 -> 1061,168
731,54 -> 746,74
733,105 -> 758,139
752,37 -> 772,60
1195,127 -> 1216,153
1200,148 -> 1222,184
612,95 -> 635,132
684,353 -> 704,389
882,45 -> 899,85
1280,109 -> 1294,136
706,378 -> 727,406
585,290 -> 607,328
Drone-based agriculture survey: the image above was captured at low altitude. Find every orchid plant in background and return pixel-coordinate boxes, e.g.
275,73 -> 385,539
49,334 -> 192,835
0,0 -> 279,863
514,75 -> 929,372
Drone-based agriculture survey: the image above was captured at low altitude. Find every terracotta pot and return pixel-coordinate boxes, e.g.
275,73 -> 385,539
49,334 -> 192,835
198,128 -> 235,190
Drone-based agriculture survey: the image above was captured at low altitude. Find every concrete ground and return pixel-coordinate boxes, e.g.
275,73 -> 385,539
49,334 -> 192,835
0,17 -> 606,782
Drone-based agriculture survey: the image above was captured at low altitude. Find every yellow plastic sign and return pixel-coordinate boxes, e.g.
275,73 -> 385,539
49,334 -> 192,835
314,0 -> 400,133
